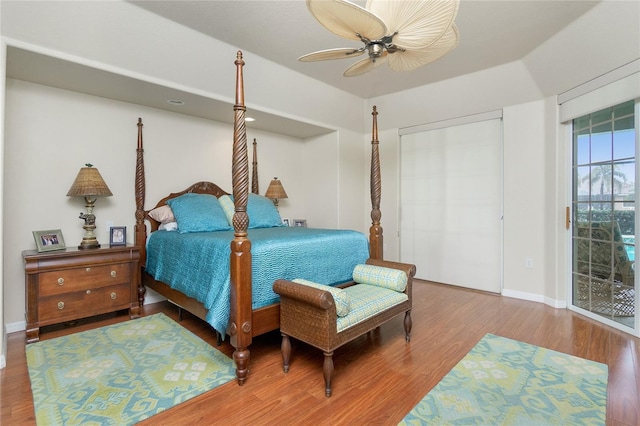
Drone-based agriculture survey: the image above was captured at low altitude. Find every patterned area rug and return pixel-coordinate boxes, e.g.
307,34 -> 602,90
26,313 -> 236,425
400,333 -> 608,425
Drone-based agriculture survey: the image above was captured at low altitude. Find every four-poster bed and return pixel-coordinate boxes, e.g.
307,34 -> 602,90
134,51 -> 385,384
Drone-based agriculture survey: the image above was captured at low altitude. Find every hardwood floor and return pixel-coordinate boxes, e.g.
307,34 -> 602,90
2,280 -> 639,425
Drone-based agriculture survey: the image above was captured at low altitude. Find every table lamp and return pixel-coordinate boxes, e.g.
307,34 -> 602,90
67,163 -> 113,249
265,177 -> 288,208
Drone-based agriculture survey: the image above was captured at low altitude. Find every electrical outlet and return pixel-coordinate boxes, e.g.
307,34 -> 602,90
525,257 -> 534,268
106,221 -> 114,230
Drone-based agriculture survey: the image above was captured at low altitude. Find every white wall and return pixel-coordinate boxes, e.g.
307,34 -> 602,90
3,79 -> 315,327
2,0 -> 639,363
368,0 -> 639,306
0,33 -> 6,368
0,0 -> 368,363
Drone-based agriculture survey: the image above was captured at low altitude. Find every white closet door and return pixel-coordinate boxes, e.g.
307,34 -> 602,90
400,118 -> 502,293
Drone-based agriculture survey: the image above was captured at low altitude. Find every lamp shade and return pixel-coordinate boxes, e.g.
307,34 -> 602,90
265,177 -> 288,200
67,164 -> 113,197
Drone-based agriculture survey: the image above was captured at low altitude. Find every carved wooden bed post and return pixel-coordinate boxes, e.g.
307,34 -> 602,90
369,105 -> 383,260
252,138 -> 259,194
229,51 -> 252,385
134,117 -> 147,306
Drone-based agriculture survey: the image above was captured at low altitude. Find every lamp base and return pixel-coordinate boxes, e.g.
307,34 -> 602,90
78,239 -> 100,250
77,196 -> 101,249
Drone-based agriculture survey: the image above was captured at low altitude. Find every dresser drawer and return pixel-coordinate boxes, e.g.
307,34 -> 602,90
38,263 -> 131,296
38,283 -> 131,324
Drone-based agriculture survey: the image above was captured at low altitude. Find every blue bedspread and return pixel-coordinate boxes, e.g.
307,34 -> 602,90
145,227 -> 370,334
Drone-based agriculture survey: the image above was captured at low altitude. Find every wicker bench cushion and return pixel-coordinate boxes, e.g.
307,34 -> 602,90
337,284 -> 408,332
352,264 -> 408,292
293,278 -> 351,316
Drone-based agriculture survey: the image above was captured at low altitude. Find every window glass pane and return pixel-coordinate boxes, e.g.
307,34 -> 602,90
574,202 -> 590,224
575,165 -> 591,197
614,100 -> 635,119
590,164 -> 614,201
612,160 -> 634,197
614,127 -> 634,160
592,107 -> 612,126
575,131 -> 590,165
574,115 -> 590,131
591,122 -> 612,163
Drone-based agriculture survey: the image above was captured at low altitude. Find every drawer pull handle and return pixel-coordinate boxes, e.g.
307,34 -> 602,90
57,278 -> 64,285
86,267 -> 91,272
57,301 -> 64,310
86,290 -> 91,295
111,292 -> 117,300
111,271 -> 117,278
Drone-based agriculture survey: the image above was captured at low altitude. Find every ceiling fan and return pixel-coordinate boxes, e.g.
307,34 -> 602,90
299,0 -> 460,77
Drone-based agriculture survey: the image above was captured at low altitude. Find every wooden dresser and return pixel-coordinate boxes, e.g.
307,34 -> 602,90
23,245 -> 141,343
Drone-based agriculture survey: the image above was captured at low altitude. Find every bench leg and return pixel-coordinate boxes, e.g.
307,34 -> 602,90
323,351 -> 334,397
281,333 -> 291,373
404,310 -> 412,342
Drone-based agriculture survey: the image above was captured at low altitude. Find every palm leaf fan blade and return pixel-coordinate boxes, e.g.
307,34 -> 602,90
343,53 -> 388,77
307,0 -> 387,42
388,23 -> 459,72
299,48 -> 365,62
366,0 -> 460,49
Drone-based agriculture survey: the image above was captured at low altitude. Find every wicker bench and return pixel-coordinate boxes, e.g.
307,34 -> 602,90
273,258 -> 416,397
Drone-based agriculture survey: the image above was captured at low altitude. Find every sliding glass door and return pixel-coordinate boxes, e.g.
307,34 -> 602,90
571,100 -> 637,330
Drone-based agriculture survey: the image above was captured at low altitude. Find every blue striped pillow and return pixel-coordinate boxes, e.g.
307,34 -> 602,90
352,264 -> 407,292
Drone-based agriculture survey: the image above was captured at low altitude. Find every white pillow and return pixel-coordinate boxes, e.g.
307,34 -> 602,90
149,205 -> 175,224
159,221 -> 178,231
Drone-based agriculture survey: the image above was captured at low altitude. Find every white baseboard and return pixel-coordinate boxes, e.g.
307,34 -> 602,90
5,320 -> 26,334
502,288 -> 567,309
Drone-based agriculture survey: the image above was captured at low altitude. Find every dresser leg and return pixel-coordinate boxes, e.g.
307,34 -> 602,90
26,326 -> 40,343
130,305 -> 141,319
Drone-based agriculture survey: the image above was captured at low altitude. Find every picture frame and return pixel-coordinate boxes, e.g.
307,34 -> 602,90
293,219 -> 307,228
282,218 -> 290,227
109,226 -> 127,247
33,229 -> 66,252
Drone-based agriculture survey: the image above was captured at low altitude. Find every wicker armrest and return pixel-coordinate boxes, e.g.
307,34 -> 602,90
365,258 -> 417,279
273,279 -> 335,311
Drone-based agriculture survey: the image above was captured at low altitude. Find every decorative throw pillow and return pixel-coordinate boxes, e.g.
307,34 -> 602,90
218,194 -> 235,225
292,279 -> 351,317
247,194 -> 284,228
166,193 -> 232,233
159,221 -> 178,231
218,193 -> 284,229
148,205 -> 175,224
352,264 -> 407,292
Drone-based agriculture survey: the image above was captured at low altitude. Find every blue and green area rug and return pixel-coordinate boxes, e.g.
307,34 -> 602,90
26,313 -> 236,425
401,333 -> 608,425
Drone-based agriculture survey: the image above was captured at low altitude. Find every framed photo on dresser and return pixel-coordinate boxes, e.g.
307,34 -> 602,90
109,226 -> 127,247
33,229 -> 66,252
293,219 -> 307,228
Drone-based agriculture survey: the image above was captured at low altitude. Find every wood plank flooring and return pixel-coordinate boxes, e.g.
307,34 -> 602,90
2,280 -> 638,425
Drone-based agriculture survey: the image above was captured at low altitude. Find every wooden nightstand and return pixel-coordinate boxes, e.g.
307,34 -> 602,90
23,245 -> 141,343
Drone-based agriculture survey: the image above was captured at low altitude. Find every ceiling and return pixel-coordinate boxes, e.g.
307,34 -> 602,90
6,1 -> 600,138
129,0 -> 600,98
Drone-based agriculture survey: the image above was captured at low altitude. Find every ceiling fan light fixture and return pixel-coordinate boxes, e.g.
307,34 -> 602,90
300,0 -> 460,77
